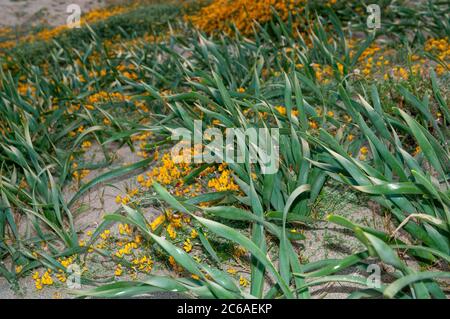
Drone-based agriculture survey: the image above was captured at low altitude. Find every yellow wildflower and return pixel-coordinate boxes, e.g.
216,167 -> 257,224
167,224 -> 177,239
275,105 -> 287,115
183,239 -> 193,253
227,268 -> 237,275
360,146 -> 369,155
81,140 -> 92,150
100,229 -> 110,240
41,271 -> 53,285
115,265 -> 123,276
239,276 -> 249,287
150,214 -> 166,231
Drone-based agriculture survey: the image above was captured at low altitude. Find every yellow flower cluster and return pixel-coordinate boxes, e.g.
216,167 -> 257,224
187,0 -> 305,35
103,33 -> 164,56
78,69 -> 109,83
357,42 -> 382,61
115,241 -> 138,258
311,63 -> 333,84
132,255 -> 154,273
17,82 -> 36,96
359,146 -> 369,160
207,165 -> 239,192
100,229 -> 111,240
425,37 -> 449,75
167,224 -> 177,239
94,220 -> 155,277
141,152 -> 193,186
81,140 -> 92,150
183,238 -> 193,253
33,269 -> 54,290
425,37 -> 449,60
351,41 -> 393,79
60,255 -> 76,268
119,223 -> 133,236
55,255 -> 77,283
239,276 -> 249,287
118,63 -> 138,80
227,268 -> 237,275
391,66 -> 409,81
168,212 -> 183,228
274,105 -> 299,117
87,91 -> 129,104
115,188 -> 139,205
115,264 -> 123,276
72,162 -> 90,182
132,131 -> 153,142
362,55 -> 389,77
83,6 -> 131,25
150,214 -> 166,231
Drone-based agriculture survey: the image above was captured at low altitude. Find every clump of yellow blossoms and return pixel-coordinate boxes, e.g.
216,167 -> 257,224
81,140 -> 92,150
134,150 -> 194,188
132,255 -> 154,273
167,224 -> 177,239
33,269 -> 54,290
183,238 -> 193,253
87,91 -> 129,104
359,146 -> 369,160
100,229 -> 111,240
207,164 -> 239,192
115,264 -> 123,276
149,153 -> 192,185
150,214 -> 166,231
425,37 -> 449,75
134,147 -> 240,196
311,63 -> 333,84
115,242 -> 138,258
72,162 -> 90,182
115,188 -> 139,205
119,223 -> 133,236
187,0 -> 305,35
274,105 -> 299,117
239,276 -> 249,287
227,268 -> 237,275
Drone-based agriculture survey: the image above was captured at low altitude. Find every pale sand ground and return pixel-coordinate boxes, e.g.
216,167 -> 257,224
0,0 -> 118,27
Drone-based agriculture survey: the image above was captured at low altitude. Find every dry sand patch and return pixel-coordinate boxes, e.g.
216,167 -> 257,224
0,0 -> 120,27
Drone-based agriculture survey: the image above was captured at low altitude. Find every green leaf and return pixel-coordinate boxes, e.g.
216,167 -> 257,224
384,272 -> 450,299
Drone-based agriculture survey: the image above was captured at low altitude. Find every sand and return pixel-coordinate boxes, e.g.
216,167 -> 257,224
0,0 -> 112,27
